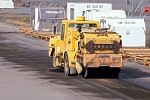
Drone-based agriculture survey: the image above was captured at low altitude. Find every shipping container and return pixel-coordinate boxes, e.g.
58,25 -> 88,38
85,10 -> 126,20
67,3 -> 112,20
100,18 -> 146,47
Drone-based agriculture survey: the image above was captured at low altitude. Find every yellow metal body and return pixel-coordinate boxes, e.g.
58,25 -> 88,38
49,16 -> 123,74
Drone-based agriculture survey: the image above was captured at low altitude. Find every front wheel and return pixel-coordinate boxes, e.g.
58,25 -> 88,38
52,52 -> 56,68
50,52 -> 63,72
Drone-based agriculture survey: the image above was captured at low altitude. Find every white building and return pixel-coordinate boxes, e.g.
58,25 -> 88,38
0,0 -> 14,8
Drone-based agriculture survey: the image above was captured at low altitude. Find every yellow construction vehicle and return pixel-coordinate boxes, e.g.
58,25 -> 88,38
48,16 -> 123,78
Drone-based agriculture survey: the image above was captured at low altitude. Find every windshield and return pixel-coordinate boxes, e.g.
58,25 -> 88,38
69,23 -> 97,28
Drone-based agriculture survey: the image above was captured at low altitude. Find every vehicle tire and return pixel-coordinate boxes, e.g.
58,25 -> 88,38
70,67 -> 78,76
50,52 -> 63,72
82,67 -> 90,78
110,68 -> 120,79
50,48 -> 55,57
52,52 -> 56,68
64,53 -> 70,76
49,52 -> 56,72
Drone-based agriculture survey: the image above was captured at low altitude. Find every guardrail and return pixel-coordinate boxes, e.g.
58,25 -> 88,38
120,48 -> 150,67
19,27 -> 51,41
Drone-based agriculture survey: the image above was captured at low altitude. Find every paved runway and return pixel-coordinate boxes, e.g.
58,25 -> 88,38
0,23 -> 150,100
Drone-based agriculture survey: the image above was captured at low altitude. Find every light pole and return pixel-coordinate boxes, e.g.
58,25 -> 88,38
131,0 -> 134,18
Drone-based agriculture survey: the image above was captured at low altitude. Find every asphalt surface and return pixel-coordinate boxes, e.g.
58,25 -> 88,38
0,22 -> 150,100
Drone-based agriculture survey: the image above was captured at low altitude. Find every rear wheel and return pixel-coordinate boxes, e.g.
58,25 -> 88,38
84,68 -> 89,78
64,53 -> 70,76
110,68 -> 120,79
98,67 -> 120,78
64,53 -> 77,76
82,67 -> 91,78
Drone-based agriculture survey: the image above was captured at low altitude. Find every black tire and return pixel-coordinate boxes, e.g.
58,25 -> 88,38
82,67 -> 91,79
49,52 -> 56,72
64,53 -> 70,76
50,52 -> 63,72
70,67 -> 78,76
52,52 -> 56,68
110,68 -> 120,79
50,48 -> 55,57
84,68 -> 89,78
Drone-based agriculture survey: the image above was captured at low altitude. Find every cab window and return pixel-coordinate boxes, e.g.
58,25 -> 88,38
61,24 -> 65,40
69,23 -> 97,28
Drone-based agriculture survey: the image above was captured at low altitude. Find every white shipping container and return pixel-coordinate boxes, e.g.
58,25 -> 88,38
0,0 -> 14,8
86,10 -> 126,20
67,3 -> 112,20
101,19 -> 146,47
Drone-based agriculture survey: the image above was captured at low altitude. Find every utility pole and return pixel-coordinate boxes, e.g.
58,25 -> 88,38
131,0 -> 134,18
